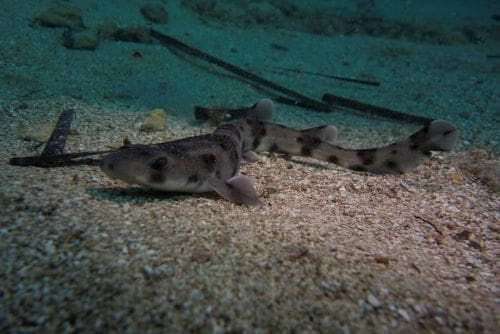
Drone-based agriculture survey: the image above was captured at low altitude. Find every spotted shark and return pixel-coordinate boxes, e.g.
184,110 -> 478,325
100,99 -> 458,205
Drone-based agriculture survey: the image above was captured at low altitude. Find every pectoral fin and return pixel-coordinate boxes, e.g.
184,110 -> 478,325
209,174 -> 261,205
242,151 -> 259,163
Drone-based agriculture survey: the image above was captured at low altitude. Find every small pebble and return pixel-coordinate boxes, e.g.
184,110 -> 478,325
398,308 -> 411,322
141,265 -> 154,278
367,293 -> 381,308
140,108 -> 167,132
282,244 -> 308,260
190,289 -> 202,301
44,241 -> 56,256
191,249 -> 211,263
435,315 -> 446,325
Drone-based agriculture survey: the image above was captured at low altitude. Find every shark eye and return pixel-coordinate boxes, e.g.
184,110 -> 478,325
149,157 -> 168,171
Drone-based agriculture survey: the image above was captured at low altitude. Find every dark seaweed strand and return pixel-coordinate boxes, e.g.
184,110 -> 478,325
272,96 -> 329,111
151,29 -> 433,125
272,66 -> 381,87
322,93 -> 433,125
150,29 -> 332,113
42,109 -> 75,156
9,150 -> 114,167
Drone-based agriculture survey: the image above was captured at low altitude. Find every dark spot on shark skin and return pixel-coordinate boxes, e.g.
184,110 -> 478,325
390,149 -> 398,155
260,127 -> 266,137
357,149 -> 377,165
385,160 -> 403,174
106,162 -> 114,171
150,172 -> 166,183
187,174 -> 198,183
269,143 -> 279,152
230,148 -> 239,162
409,125 -> 429,144
170,145 -> 186,158
234,128 -> 241,141
252,137 -> 261,150
298,135 -> 321,156
350,165 -> 367,172
247,119 -> 263,138
215,170 -> 221,178
150,157 -> 168,171
309,136 -> 322,148
409,143 -> 419,151
301,146 -> 312,156
328,155 -> 339,164
201,154 -> 216,172
296,136 -> 321,149
217,136 -> 234,151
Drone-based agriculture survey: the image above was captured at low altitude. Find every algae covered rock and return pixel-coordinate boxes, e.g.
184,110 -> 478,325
17,122 -> 54,143
35,5 -> 84,30
97,20 -> 120,39
140,3 -> 169,24
62,28 -> 99,50
141,108 -> 167,132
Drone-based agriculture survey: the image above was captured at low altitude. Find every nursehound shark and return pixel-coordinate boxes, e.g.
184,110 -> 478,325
100,99 -> 458,205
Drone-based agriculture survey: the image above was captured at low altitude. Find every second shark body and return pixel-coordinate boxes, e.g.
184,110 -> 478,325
100,99 -> 458,205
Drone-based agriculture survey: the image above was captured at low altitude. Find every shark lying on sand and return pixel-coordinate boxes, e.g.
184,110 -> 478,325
100,99 -> 458,205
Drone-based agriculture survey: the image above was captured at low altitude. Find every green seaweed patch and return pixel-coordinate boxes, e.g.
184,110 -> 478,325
113,26 -> 153,44
97,20 -> 120,39
140,3 -> 169,24
62,28 -> 99,50
17,122 -> 54,143
34,5 -> 85,30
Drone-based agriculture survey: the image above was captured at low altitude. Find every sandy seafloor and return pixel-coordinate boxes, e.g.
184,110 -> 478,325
0,1 -> 499,333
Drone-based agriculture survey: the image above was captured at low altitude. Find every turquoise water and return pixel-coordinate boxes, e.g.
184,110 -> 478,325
0,0 -> 498,152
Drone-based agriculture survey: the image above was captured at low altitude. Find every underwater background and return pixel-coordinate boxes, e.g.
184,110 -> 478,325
1,0 -> 498,151
1,1 -> 499,333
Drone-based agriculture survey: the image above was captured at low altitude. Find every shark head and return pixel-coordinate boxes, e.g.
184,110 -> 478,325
99,144 -> 198,191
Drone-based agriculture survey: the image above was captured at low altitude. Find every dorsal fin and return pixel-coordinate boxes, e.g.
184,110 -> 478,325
417,120 -> 458,152
247,98 -> 274,121
302,125 -> 337,144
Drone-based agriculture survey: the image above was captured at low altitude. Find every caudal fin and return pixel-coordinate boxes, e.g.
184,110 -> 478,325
310,120 -> 458,174
416,120 -> 458,152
